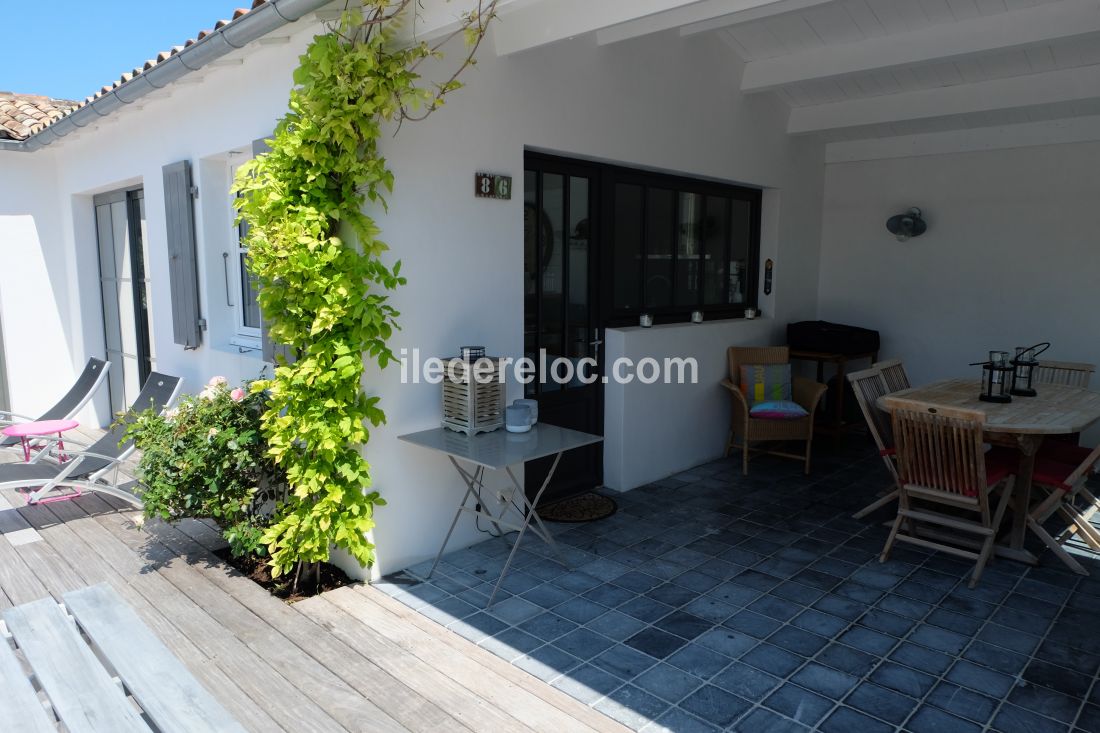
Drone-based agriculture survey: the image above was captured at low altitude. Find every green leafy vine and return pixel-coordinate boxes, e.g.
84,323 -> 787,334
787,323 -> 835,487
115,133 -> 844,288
233,0 -> 496,584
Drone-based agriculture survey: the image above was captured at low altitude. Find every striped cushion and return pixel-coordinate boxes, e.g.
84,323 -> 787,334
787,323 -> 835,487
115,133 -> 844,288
739,364 -> 792,408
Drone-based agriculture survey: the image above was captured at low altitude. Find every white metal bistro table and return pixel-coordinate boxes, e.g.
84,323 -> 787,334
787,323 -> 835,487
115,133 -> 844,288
398,424 -> 603,607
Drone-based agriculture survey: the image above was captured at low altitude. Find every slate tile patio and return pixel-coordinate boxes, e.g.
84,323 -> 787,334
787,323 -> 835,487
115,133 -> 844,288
376,442 -> 1100,731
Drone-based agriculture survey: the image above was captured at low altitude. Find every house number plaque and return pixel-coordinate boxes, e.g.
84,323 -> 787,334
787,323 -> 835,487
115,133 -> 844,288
475,172 -> 512,200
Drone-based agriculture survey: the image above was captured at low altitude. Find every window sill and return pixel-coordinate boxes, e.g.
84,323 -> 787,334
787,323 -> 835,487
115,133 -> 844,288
229,335 -> 262,355
609,315 -> 769,333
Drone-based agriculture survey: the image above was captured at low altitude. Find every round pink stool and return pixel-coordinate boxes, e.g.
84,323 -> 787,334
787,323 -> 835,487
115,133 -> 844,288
2,419 -> 80,463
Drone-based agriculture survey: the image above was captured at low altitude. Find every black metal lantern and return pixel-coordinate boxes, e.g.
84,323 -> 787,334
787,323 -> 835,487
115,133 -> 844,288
979,351 -> 1014,403
1010,342 -> 1050,397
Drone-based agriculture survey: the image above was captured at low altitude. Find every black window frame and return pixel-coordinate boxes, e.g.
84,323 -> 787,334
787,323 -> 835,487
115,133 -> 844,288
599,164 -> 762,327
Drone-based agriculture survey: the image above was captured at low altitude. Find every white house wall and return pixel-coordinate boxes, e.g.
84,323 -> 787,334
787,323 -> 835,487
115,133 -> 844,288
0,151 -> 76,419
817,140 -> 1100,445
0,19 -> 827,579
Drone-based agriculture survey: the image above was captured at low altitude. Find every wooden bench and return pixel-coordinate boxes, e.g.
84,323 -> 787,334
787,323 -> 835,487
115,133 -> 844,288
2,583 -> 245,732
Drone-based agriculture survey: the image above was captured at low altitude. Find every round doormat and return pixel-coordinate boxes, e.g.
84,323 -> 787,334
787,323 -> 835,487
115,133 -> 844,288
537,492 -> 617,523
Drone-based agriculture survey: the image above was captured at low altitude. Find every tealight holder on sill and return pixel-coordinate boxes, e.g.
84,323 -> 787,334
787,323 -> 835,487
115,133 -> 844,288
640,313 -> 653,328
691,311 -> 704,324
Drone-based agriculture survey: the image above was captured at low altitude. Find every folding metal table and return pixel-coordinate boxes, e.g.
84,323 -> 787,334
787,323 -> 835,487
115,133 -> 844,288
398,424 -> 603,607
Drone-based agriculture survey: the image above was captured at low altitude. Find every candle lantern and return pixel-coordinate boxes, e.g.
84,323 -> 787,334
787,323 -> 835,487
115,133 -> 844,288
1010,342 -> 1050,397
979,350 -> 1014,403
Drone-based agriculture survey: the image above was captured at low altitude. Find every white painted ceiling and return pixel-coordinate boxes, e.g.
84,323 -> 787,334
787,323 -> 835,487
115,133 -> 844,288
495,0 -> 1100,157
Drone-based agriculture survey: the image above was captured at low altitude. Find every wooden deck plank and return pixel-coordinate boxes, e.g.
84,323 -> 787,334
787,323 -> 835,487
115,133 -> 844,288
77,504 -> 349,733
118,534 -> 409,733
0,516 -> 51,605
298,594 -> 538,733
15,497 -> 286,733
359,586 -> 631,733
4,597 -> 149,733
0,629 -> 58,733
64,583 -> 248,733
142,519 -> 460,733
325,585 -> 614,733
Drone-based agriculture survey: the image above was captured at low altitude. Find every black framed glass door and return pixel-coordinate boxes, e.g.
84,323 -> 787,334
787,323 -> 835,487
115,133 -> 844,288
94,187 -> 152,415
524,152 -> 603,505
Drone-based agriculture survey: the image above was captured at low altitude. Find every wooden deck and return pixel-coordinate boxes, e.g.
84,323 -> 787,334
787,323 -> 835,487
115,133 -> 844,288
0,482 -> 627,732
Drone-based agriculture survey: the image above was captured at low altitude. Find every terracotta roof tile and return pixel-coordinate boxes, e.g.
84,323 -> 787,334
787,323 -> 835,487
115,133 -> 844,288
0,93 -> 81,141
8,0 -> 269,142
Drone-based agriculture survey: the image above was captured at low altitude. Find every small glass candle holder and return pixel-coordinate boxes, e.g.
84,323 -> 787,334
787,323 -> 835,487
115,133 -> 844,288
691,310 -> 703,324
639,313 -> 653,328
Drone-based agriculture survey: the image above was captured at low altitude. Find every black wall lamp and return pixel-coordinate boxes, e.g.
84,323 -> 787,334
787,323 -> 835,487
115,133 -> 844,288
886,207 -> 928,242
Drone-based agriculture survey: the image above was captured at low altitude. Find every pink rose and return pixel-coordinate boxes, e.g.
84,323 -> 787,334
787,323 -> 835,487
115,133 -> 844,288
230,388 -> 246,402
207,376 -> 229,387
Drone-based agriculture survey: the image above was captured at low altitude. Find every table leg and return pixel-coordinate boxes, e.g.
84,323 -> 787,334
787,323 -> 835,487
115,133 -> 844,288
1010,435 -> 1043,551
57,433 -> 67,463
20,437 -> 30,463
485,451 -> 564,608
427,462 -> 486,580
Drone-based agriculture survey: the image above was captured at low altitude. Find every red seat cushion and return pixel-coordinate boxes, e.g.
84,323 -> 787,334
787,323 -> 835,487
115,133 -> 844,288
1039,441 -> 1094,466
1032,457 -> 1078,491
984,449 -> 1018,489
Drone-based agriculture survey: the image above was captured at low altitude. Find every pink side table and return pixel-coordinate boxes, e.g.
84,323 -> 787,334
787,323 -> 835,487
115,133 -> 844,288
2,419 -> 80,463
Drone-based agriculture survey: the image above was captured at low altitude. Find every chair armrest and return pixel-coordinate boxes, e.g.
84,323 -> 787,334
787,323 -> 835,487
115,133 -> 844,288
721,379 -> 749,420
0,410 -> 35,423
793,377 -> 828,417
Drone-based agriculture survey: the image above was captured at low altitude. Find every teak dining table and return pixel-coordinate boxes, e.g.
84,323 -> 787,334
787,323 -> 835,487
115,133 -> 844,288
881,378 -> 1100,571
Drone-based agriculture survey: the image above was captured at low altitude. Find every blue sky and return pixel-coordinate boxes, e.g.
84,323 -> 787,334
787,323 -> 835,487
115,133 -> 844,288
1,2 -> 250,100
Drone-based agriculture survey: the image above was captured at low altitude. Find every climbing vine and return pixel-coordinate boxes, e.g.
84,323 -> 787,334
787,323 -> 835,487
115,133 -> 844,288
233,0 -> 497,584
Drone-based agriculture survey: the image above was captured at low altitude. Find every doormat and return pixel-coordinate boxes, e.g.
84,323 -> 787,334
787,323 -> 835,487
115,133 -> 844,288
538,492 -> 617,523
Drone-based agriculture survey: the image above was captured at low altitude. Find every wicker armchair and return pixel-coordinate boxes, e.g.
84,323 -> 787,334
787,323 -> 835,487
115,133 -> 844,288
721,346 -> 828,475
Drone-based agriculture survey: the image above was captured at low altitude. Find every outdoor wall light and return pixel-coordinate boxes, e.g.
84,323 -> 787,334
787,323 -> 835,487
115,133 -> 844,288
886,207 -> 927,242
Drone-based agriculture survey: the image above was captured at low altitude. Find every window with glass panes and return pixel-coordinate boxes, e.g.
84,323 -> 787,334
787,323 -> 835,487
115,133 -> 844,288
604,167 -> 761,325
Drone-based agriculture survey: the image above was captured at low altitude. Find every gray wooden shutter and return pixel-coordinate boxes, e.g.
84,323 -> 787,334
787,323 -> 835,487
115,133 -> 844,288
162,160 -> 203,349
252,137 -> 296,365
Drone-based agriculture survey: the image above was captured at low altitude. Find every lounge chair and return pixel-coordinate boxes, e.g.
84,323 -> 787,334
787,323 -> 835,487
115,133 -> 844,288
0,372 -> 181,506
0,358 -> 111,450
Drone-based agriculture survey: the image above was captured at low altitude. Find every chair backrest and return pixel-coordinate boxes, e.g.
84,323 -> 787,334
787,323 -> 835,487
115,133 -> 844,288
847,366 -> 894,453
1035,360 -> 1095,389
79,372 -> 182,475
1,358 -> 111,448
891,400 -> 989,501
728,346 -> 789,387
874,359 -> 911,392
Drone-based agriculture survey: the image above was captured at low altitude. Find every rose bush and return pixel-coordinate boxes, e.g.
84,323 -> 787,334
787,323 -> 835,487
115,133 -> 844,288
125,376 -> 284,557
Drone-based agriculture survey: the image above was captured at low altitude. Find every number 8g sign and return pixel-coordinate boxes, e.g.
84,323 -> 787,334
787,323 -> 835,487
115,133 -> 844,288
475,172 -> 512,200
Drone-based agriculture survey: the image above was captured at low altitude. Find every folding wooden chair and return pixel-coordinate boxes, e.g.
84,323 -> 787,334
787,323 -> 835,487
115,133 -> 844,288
882,401 -> 1016,588
873,358 -> 911,392
1035,361 -> 1095,389
1028,442 -> 1100,574
847,366 -> 900,519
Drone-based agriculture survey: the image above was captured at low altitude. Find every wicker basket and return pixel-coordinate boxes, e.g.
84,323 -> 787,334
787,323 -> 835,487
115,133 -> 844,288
442,357 -> 505,435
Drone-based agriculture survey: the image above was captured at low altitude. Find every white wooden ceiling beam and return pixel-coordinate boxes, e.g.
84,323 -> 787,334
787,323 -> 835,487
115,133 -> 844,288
675,0 -> 836,38
788,63 -> 1100,134
743,0 -> 1100,93
493,0 -> 707,55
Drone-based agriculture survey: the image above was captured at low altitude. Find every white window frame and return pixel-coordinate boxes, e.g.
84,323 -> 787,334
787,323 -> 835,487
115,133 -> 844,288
227,161 -> 262,349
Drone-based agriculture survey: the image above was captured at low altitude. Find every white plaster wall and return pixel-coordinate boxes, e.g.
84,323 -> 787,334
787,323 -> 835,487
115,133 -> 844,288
817,142 -> 1100,443
0,152 -> 77,419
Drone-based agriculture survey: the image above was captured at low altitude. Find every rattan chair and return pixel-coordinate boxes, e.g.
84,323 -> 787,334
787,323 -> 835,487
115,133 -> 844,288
1028,442 -> 1100,574
1035,361 -> 1095,388
847,366 -> 900,519
721,346 -> 827,475
873,358 -> 911,392
883,401 -> 1016,588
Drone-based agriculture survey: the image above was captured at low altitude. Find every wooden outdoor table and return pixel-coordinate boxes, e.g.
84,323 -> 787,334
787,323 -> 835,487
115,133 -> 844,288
881,378 -> 1100,568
